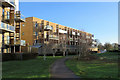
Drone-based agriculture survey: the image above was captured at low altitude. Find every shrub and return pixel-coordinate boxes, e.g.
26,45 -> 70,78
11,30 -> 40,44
2,53 -> 38,61
2,53 -> 16,61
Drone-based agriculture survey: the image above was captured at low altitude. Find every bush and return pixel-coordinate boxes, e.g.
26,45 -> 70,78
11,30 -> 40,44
108,50 -> 120,52
2,53 -> 16,61
2,53 -> 38,61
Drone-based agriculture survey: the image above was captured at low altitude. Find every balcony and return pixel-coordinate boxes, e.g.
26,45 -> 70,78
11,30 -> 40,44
4,40 -> 9,45
77,33 -> 80,36
75,38 -> 78,42
2,14 -> 10,22
16,40 -> 26,46
49,35 -> 59,40
0,22 -> 15,33
44,25 -> 53,31
2,0 -> 15,7
59,29 -> 67,34
15,11 -> 25,22
70,38 -> 73,41
86,35 -> 90,39
72,32 -> 75,35
16,33 -> 20,38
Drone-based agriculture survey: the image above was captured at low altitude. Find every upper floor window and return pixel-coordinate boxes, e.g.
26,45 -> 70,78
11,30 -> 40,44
22,24 -> 25,27
22,32 -> 24,35
51,26 -> 53,30
35,22 -> 38,27
35,32 -> 38,36
65,27 -> 67,31
47,22 -> 49,25
34,40 -> 38,44
6,11 -> 10,19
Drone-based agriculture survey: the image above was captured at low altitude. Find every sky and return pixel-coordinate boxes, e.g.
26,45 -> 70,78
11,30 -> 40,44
19,2 -> 118,45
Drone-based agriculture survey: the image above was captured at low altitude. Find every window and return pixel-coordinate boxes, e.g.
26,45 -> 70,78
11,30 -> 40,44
35,40 -> 37,43
7,11 -> 10,19
22,32 -> 24,35
47,22 -> 49,25
51,26 -> 53,30
35,22 -> 38,27
35,32 -> 38,36
22,24 -> 25,27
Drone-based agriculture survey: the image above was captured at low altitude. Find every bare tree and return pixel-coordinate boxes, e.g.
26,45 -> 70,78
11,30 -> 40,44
77,36 -> 92,60
58,34 -> 68,56
98,43 -> 104,51
104,43 -> 113,51
41,39 -> 59,60
112,43 -> 118,50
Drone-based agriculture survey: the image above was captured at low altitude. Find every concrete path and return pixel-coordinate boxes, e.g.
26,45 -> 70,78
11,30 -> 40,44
50,57 -> 79,78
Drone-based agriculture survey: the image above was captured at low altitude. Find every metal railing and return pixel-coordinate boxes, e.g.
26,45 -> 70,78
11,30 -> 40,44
70,38 -> 73,41
0,22 -> 15,32
44,25 -> 53,30
16,40 -> 26,46
59,29 -> 67,34
49,35 -> 59,40
15,11 -> 25,21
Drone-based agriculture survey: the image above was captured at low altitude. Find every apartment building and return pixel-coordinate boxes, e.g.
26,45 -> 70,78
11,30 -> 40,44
21,17 -> 93,53
0,0 -> 25,53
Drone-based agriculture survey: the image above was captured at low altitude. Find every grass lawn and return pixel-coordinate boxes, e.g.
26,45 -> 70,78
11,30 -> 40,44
2,56 -> 63,78
65,52 -> 119,79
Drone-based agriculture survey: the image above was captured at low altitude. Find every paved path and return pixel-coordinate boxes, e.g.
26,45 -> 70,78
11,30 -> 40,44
50,57 -> 79,78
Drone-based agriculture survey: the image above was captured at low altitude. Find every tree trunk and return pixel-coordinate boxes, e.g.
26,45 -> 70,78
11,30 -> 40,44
53,53 -> 55,57
43,54 -> 46,60
63,51 -> 65,56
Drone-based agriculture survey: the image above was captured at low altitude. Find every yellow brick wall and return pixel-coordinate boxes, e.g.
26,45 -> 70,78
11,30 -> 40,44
21,17 -> 34,46
0,6 -> 2,21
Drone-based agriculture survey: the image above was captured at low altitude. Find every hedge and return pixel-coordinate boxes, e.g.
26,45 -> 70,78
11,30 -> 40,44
2,53 -> 38,61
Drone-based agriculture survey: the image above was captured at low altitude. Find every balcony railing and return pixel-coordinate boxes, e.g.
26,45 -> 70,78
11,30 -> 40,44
77,33 -> 80,36
2,14 -> 10,21
49,35 -> 59,40
0,22 -> 15,32
16,40 -> 26,46
72,32 -> 75,35
86,35 -> 91,39
44,25 -> 53,31
70,38 -> 73,41
59,29 -> 67,34
2,0 -> 15,7
15,11 -> 25,22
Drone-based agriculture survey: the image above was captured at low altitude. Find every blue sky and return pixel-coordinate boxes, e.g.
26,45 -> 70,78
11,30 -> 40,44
19,2 -> 118,44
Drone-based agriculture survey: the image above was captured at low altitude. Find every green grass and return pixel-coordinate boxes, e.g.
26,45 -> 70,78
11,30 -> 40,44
2,56 -> 63,78
66,52 -> 119,79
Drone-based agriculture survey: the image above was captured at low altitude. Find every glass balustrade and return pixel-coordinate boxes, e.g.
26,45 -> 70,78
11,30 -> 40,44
0,22 -> 15,32
44,25 -> 53,30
